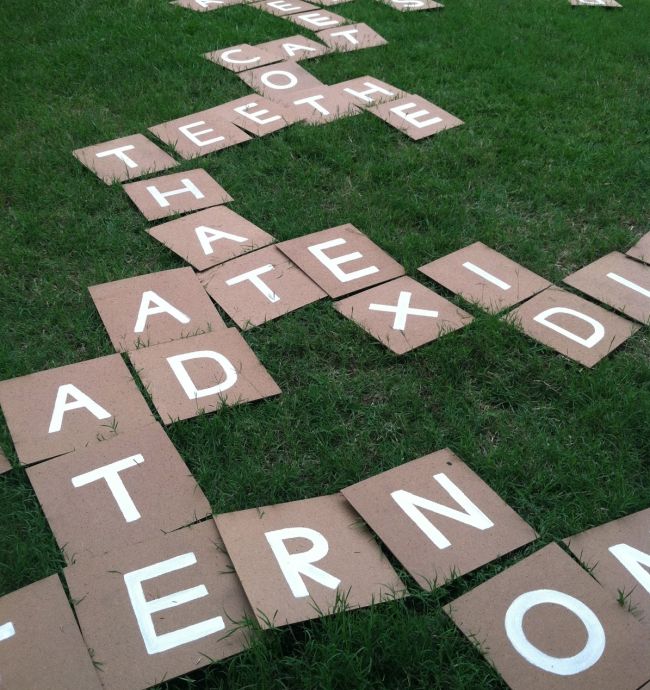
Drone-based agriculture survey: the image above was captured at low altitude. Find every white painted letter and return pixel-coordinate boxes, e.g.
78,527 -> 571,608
293,94 -> 330,116
533,307 -> 605,348
71,454 -> 145,523
328,28 -> 359,45
308,237 -> 379,283
344,81 -> 395,104
260,70 -> 299,91
146,178 -> 205,209
504,589 -> 606,675
48,384 -> 111,434
134,290 -> 190,334
265,527 -> 341,598
282,42 -> 318,57
606,272 -> 650,299
608,543 -> 650,596
0,622 -> 15,642
225,264 -> 279,303
124,552 -> 225,654
369,291 -> 438,330
178,121 -> 225,148
297,11 -> 339,27
96,145 -> 138,169
462,261 -> 511,290
219,48 -> 261,65
391,473 -> 494,549
233,102 -> 281,126
167,351 -> 238,399
195,226 -> 247,256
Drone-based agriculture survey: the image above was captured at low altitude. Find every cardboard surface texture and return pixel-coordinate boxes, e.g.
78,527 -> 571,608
281,85 -> 361,123
334,276 -> 473,354
0,574 -> 102,690
564,507 -> 650,624
200,245 -> 326,328
342,449 -> 536,588
123,169 -> 233,221
172,0 -> 248,9
369,94 -> 463,140
73,134 -> 177,184
257,35 -> 329,61
149,109 -> 251,159
212,94 -> 298,136
277,224 -> 404,298
64,521 -> 252,690
204,43 -> 281,72
419,242 -> 551,313
27,424 -> 211,564
147,206 -> 275,271
626,232 -> 650,265
332,76 -> 407,107
0,354 -> 154,466
253,0 -> 320,15
505,287 -> 639,368
316,24 -> 387,52
89,266 -> 226,352
129,329 -> 281,423
563,252 -> 650,324
382,0 -> 444,10
287,9 -> 348,30
445,543 -> 650,690
238,62 -> 325,98
216,493 -> 407,627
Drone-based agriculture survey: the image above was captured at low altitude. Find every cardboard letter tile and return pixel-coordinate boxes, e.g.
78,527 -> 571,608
89,266 -> 227,352
0,446 -> 11,474
627,232 -> 650,265
316,23 -> 387,52
564,508 -> 650,624
505,287 -> 639,368
172,0 -> 230,10
27,424 -> 211,564
204,43 -> 281,72
216,493 -> 407,627
342,449 -> 536,588
313,0 -> 353,6
211,94 -> 298,137
64,521 -> 252,690
334,276 -> 472,354
277,224 -> 404,298
419,242 -> 551,313
275,85 -> 361,121
286,9 -> 348,30
73,134 -> 177,184
570,0 -> 622,7
369,94 -> 463,140
129,329 -> 280,423
256,35 -> 329,62
382,0 -> 443,11
563,252 -> 650,324
149,109 -> 251,159
123,169 -> 233,221
200,245 -> 326,329
445,543 -> 650,690
0,354 -> 154,466
0,575 -> 102,690
252,0 -> 320,16
238,62 -> 324,99
332,76 -> 407,107
147,206 -> 275,271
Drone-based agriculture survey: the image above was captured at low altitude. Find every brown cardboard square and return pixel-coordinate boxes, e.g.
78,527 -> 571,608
334,276 -> 473,354
172,0 -> 228,10
216,493 -> 407,628
200,245 -> 326,328
0,354 -> 155,466
0,574 -> 103,690
257,35 -> 329,61
564,508 -> 650,624
273,85 -> 361,122
312,0 -> 353,6
505,287 -> 639,368
277,224 -> 404,298
342,449 -> 536,589
64,520 -> 252,690
253,0 -> 320,16
238,62 -> 324,99
382,0 -> 443,11
129,329 -> 280,424
89,267 -> 227,352
419,242 -> 551,313
286,9 -> 348,30
73,134 -> 178,185
147,206 -> 275,271
212,94 -> 298,137
332,76 -> 407,108
570,0 -> 622,7
369,94 -> 463,140
204,43 -> 281,72
563,252 -> 650,325
149,109 -> 251,159
445,543 -> 650,690
627,232 -> 650,265
316,23 -> 387,52
123,169 -> 233,221
0,446 -> 11,474
27,424 -> 211,564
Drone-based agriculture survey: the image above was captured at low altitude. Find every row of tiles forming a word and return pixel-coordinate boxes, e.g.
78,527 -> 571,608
174,0 -> 444,14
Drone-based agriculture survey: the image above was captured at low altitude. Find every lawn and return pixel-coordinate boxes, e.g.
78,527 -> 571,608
1,0 -> 649,688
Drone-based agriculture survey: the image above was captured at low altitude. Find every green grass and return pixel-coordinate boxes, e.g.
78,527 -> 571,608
1,0 -> 649,687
